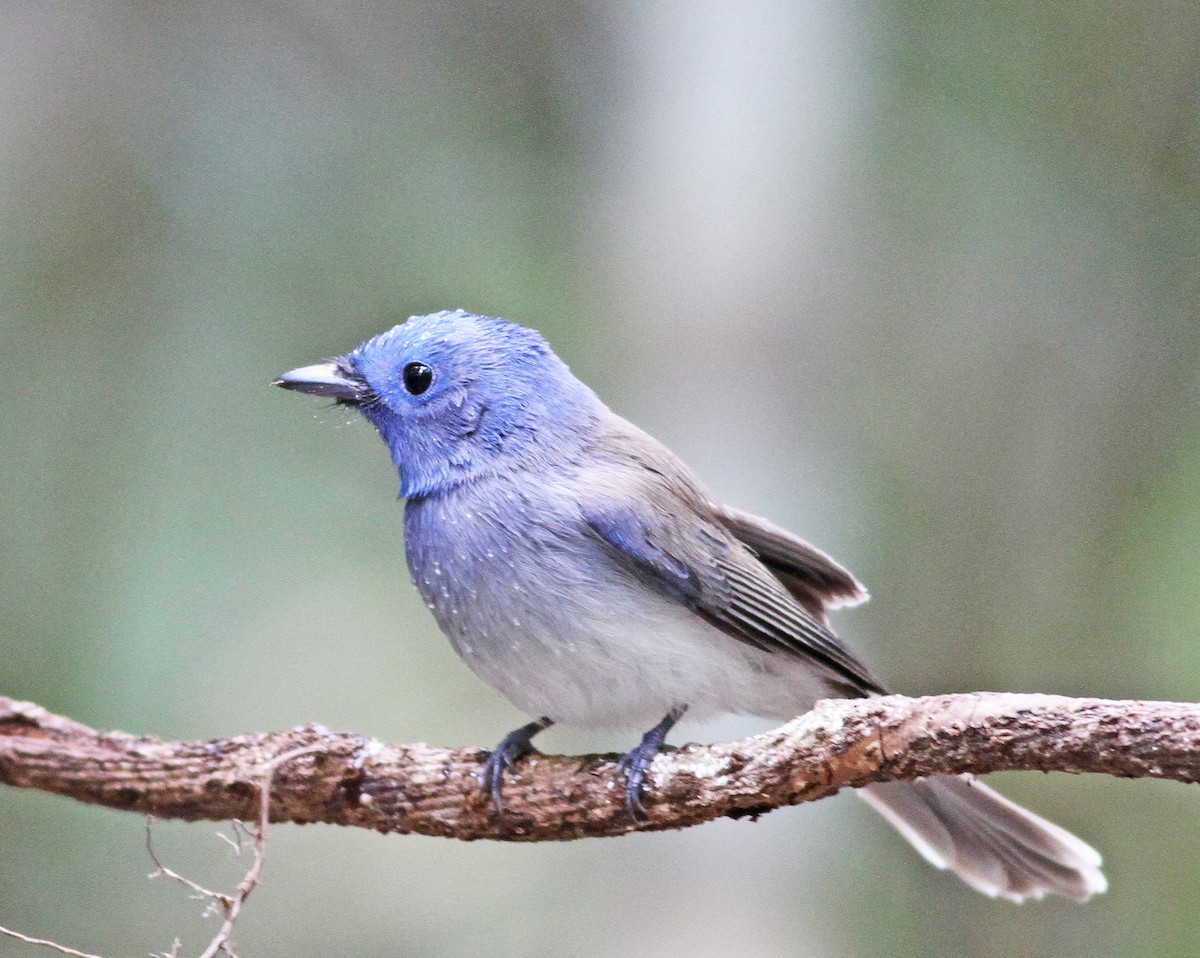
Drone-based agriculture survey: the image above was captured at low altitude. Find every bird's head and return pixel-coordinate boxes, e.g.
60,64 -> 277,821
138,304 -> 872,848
275,310 -> 602,497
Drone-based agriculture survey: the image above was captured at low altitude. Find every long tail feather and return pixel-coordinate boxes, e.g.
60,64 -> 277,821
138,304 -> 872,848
859,775 -> 1106,902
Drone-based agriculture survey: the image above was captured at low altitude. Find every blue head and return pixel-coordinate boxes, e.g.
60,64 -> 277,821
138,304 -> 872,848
276,310 -> 603,497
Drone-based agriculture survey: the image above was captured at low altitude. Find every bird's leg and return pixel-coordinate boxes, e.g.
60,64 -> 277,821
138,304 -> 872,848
616,705 -> 688,820
481,716 -> 554,813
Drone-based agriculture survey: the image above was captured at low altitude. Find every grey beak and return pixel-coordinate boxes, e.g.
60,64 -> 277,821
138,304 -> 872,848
273,361 -> 368,402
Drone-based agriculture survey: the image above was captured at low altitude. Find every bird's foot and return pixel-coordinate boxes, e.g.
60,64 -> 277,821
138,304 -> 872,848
615,706 -> 687,821
481,716 -> 553,814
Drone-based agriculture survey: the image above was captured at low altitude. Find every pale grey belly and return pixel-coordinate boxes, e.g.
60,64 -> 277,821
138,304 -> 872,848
433,571 -> 838,730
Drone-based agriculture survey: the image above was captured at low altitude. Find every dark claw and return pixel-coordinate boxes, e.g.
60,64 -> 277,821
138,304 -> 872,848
480,717 -> 553,814
615,706 -> 687,821
616,742 -> 658,819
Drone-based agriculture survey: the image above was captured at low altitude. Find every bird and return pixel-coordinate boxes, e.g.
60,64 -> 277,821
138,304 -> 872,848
275,308 -> 1106,902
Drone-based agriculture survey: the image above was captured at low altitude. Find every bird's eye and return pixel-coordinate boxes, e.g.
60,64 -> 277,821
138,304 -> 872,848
402,361 -> 434,395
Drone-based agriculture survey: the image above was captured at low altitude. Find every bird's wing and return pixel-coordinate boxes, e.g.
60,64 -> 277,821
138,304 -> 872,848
576,427 -> 885,696
712,504 -> 868,624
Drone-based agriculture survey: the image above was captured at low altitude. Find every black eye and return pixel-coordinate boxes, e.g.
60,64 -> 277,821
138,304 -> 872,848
402,361 -> 433,395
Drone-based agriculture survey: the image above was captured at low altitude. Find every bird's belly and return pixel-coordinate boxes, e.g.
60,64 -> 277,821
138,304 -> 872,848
433,572 -> 834,730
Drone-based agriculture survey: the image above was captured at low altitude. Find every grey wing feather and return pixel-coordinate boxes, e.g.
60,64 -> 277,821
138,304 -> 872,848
706,546 -> 885,695
579,423 -> 885,696
713,504 -> 868,623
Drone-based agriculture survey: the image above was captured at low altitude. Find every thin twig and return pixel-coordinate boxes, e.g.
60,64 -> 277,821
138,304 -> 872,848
0,924 -> 105,958
141,744 -> 329,958
147,818 -> 229,904
194,744 -> 325,958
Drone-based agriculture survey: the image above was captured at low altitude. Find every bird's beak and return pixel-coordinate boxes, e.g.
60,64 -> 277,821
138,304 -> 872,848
273,361 -> 369,403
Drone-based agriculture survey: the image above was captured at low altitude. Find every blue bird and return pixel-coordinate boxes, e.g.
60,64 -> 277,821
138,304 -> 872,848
276,309 -> 1105,902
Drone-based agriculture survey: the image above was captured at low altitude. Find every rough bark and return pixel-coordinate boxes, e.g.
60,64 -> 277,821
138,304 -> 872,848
1,693 -> 1197,841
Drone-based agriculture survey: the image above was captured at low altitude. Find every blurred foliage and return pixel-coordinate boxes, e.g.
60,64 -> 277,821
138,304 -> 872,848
1,2 -> 1198,956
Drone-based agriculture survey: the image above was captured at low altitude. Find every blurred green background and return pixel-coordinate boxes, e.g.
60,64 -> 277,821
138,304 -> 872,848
2,2 -> 1198,956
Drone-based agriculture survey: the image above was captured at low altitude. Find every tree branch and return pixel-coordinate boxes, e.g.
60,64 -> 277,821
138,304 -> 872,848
1,693 -> 1196,840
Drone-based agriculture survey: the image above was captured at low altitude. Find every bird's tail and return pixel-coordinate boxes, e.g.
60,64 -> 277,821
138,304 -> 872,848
858,774 -> 1107,902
